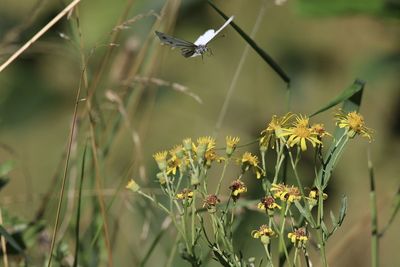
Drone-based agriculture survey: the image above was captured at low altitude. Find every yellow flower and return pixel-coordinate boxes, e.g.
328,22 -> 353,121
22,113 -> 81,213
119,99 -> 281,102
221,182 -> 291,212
288,227 -> 308,247
229,179 -> 247,200
126,179 -> 140,192
153,151 -> 168,171
241,152 -> 265,179
166,155 -> 181,175
176,188 -> 194,200
306,188 -> 328,208
260,113 -> 294,150
335,110 -> 373,141
193,136 -> 216,160
252,225 -> 275,244
270,183 -> 301,203
226,136 -> 240,156
278,115 -> 322,151
257,196 -> 281,211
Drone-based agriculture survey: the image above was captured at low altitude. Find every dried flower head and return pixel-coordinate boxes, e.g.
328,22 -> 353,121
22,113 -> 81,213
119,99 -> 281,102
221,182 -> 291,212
311,123 -> 331,138
257,196 -> 281,211
229,179 -> 247,200
203,194 -> 220,213
335,110 -> 373,141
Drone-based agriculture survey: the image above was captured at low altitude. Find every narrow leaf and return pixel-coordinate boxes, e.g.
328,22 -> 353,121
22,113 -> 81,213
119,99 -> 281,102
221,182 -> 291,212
310,79 -> 364,117
208,0 -> 291,85
338,195 -> 348,225
0,225 -> 24,254
330,210 -> 337,226
73,143 -> 87,267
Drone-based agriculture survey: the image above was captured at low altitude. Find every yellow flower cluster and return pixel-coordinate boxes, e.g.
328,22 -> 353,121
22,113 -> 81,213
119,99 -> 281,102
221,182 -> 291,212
229,179 -> 247,200
176,188 -> 194,200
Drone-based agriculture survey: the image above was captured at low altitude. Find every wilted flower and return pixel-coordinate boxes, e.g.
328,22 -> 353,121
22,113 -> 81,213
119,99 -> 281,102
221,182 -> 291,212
229,179 -> 247,200
257,196 -> 281,212
203,194 -> 220,213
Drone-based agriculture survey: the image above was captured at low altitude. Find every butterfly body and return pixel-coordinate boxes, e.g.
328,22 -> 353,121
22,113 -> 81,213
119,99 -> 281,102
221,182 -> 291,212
155,16 -> 234,58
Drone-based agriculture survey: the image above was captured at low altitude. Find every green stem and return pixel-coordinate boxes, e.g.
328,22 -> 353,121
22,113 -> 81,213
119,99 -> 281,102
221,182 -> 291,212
215,160 -> 229,195
368,149 -> 379,267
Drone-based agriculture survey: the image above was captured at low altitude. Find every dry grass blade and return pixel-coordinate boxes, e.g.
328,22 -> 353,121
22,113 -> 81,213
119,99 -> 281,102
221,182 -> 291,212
130,76 -> 202,104
0,0 -> 82,73
113,10 -> 161,32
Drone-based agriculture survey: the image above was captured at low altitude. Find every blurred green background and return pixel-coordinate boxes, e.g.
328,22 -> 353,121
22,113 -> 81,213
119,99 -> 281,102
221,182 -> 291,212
0,0 -> 399,266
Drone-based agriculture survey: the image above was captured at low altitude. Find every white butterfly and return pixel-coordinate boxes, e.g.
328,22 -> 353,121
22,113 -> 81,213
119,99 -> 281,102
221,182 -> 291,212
155,16 -> 234,58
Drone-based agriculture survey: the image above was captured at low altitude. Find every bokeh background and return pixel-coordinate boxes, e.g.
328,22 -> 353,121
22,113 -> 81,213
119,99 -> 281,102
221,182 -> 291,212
0,0 -> 399,266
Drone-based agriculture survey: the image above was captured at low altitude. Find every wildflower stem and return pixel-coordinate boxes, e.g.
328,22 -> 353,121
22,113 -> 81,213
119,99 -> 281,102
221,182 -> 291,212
277,203 -> 293,267
215,160 -> 229,195
191,194 -> 196,247
368,149 -> 379,267
293,248 -> 298,266
263,243 -> 274,267
287,149 -> 305,197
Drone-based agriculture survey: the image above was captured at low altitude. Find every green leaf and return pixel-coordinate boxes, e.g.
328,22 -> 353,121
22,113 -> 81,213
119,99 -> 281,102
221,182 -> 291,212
0,160 -> 14,176
0,225 -> 25,254
310,79 -> 365,117
315,79 -> 365,189
321,221 -> 329,237
208,0 -> 291,85
330,210 -> 337,226
338,195 -> 348,226
294,201 -> 315,228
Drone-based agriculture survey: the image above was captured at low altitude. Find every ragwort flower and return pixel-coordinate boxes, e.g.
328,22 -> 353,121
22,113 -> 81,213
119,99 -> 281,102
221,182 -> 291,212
229,179 -> 247,201
226,136 -> 240,157
278,115 -> 322,151
270,183 -> 301,203
335,110 -> 373,141
288,227 -> 308,247
257,196 -> 281,212
260,113 -> 294,151
176,188 -> 194,200
240,152 -> 265,179
126,179 -> 140,192
203,194 -> 220,213
153,151 -> 168,171
252,224 -> 275,244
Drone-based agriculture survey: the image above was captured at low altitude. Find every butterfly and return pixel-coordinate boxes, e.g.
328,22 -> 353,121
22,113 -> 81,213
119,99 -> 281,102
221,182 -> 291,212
155,16 -> 234,58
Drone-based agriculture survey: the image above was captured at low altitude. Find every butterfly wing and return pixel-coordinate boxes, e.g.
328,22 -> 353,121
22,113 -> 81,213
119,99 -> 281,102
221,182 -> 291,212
194,16 -> 234,46
155,31 -> 197,58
